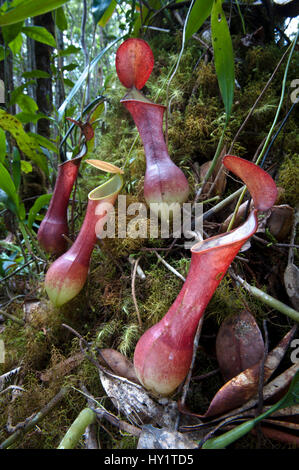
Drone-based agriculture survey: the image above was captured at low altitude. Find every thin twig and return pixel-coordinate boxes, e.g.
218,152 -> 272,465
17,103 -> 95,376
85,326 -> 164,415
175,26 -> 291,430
176,318 -> 204,431
154,251 -> 186,282
0,387 -> 69,449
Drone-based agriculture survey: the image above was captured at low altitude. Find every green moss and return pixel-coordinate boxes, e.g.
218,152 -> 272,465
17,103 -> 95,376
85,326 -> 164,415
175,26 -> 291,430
277,153 -> 299,206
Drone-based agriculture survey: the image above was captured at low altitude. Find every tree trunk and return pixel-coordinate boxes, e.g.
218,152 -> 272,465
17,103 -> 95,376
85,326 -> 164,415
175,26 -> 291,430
34,13 -> 54,138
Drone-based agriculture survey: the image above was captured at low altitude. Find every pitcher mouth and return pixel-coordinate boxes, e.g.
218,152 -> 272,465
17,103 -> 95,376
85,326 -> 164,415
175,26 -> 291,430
88,173 -> 123,201
191,210 -> 258,255
120,87 -> 166,110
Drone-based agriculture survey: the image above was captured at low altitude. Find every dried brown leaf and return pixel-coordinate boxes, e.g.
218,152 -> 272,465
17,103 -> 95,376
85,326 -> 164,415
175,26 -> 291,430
204,326 -> 297,417
97,348 -> 140,384
216,310 -> 264,382
39,352 -> 84,382
253,426 -> 299,447
284,263 -> 299,311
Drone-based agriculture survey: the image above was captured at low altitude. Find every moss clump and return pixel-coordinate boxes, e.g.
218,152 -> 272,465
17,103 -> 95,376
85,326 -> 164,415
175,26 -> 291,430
277,153 -> 299,206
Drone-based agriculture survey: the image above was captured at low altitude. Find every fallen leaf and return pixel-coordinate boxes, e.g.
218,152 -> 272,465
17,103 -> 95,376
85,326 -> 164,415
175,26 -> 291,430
39,352 -> 84,382
253,425 -> 299,447
137,425 -> 198,449
86,159 -> 124,174
200,148 -> 227,197
284,264 -> 299,311
97,348 -> 140,384
204,326 -> 297,417
99,369 -> 178,428
266,205 -> 294,241
216,310 -> 264,382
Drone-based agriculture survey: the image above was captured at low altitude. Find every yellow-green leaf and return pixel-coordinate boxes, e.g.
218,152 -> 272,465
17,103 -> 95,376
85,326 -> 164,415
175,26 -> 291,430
0,110 -> 48,174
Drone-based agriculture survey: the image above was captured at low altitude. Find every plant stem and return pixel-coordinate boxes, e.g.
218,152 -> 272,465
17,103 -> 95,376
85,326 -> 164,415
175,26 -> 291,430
57,408 -> 96,449
0,308 -> 24,326
0,387 -> 68,449
231,271 -> 299,323
198,123 -> 227,198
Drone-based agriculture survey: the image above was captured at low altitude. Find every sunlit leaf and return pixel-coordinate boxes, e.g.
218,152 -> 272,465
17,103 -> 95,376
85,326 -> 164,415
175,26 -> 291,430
0,109 -> 48,174
22,26 -> 56,47
8,32 -> 23,55
12,147 -> 21,191
92,0 -> 112,24
20,160 -> 33,174
16,93 -> 38,114
0,0 -> 71,26
185,0 -> 213,42
0,128 -> 6,163
0,162 -> 19,216
211,0 -> 235,119
98,0 -> 116,27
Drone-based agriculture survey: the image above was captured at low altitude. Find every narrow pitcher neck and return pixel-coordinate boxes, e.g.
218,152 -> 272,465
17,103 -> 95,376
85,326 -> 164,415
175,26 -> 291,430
122,99 -> 170,165
48,158 -> 81,219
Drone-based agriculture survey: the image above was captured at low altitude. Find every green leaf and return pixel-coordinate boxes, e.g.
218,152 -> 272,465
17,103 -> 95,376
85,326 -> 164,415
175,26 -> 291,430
185,0 -> 213,42
132,0 -> 160,37
23,69 -> 50,79
0,240 -> 22,254
62,62 -> 78,72
0,109 -> 48,175
55,6 -> 68,31
0,162 -> 19,216
16,93 -> 38,113
15,111 -> 48,125
0,128 -> 6,163
63,78 -> 75,88
57,45 -> 81,57
58,36 -> 123,122
0,45 -> 7,61
92,0 -> 112,24
2,21 -> 24,43
28,132 -> 58,153
8,32 -> 23,55
211,0 -> 235,119
8,82 -> 35,107
0,0 -> 71,26
27,193 -> 52,229
98,0 -> 116,27
22,26 -> 56,47
20,160 -> 33,174
12,147 -> 21,190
